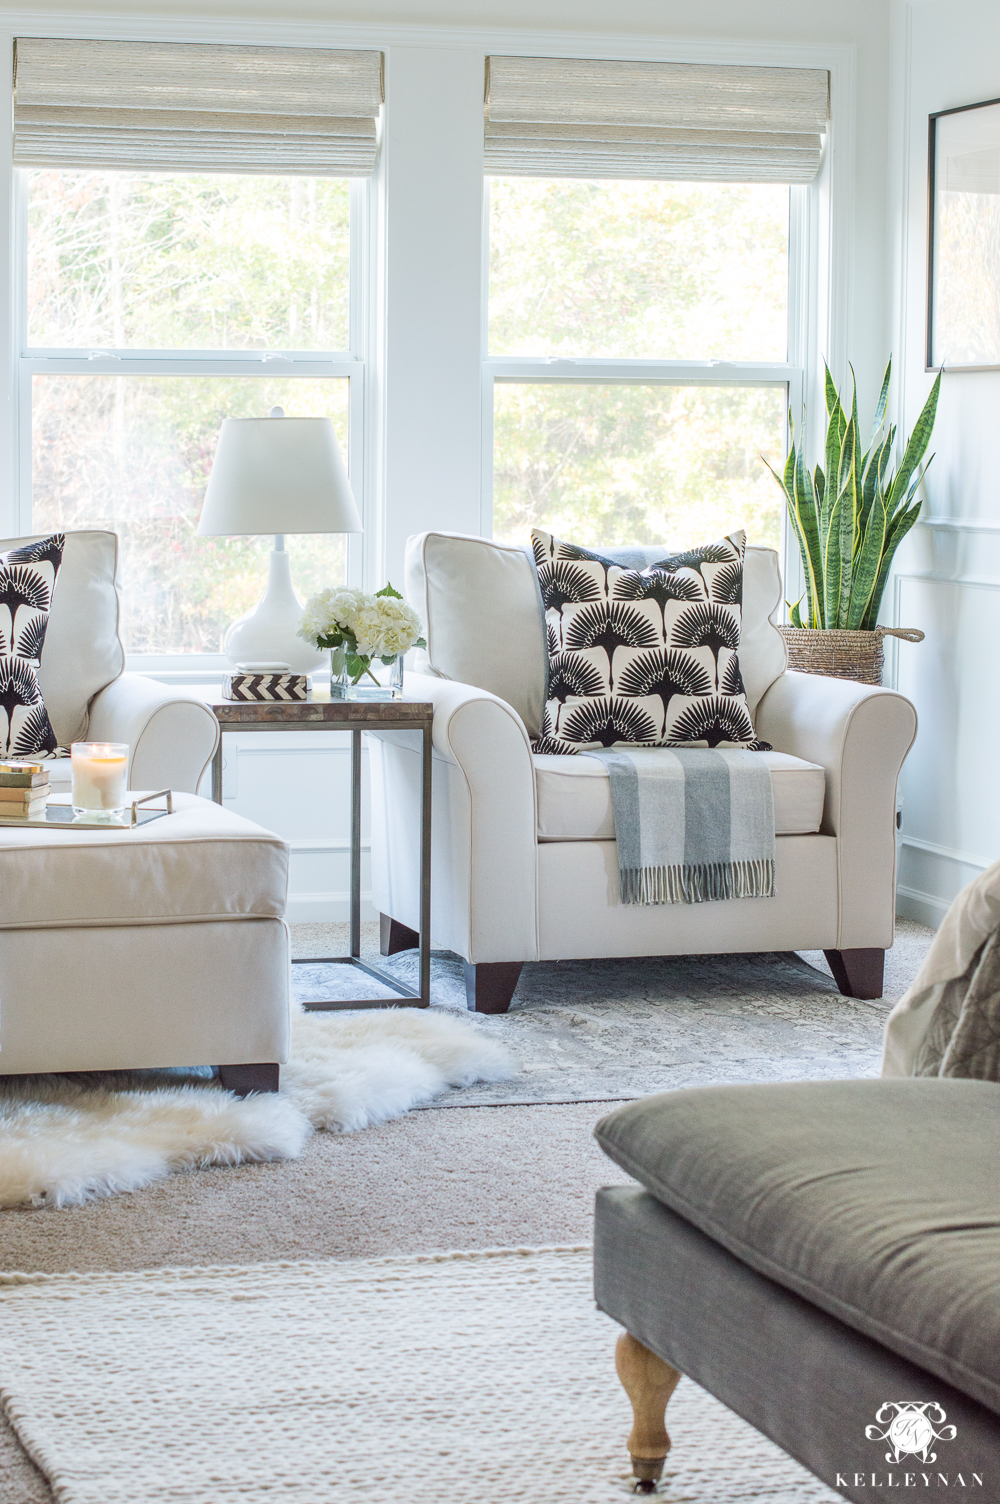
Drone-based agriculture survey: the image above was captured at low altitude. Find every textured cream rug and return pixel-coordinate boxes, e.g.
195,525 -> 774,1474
293,921 -> 935,1105
0,1247 -> 836,1504
0,1010 -> 513,1210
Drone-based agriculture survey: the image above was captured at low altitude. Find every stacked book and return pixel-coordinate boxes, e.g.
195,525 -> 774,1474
0,761 -> 50,817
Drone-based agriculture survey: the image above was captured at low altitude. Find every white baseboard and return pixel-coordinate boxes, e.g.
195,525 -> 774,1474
895,884 -> 949,929
285,891 -> 379,925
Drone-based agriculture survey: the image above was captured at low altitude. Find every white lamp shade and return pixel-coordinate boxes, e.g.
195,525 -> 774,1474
197,415 -> 363,536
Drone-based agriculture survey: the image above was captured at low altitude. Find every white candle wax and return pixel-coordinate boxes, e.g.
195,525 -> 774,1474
71,743 -> 129,813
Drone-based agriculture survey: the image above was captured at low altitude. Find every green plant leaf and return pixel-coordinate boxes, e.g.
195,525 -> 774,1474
375,581 -> 404,599
765,442 -> 821,627
782,424 -> 796,497
847,495 -> 888,628
902,454 -> 934,510
833,416 -> 858,626
858,448 -> 877,539
869,357 -> 891,445
861,430 -> 892,524
837,405 -> 856,497
887,370 -> 942,511
823,487 -> 843,628
345,652 -> 381,685
788,598 -> 805,628
839,477 -> 857,627
767,358 -> 937,634
823,375 -> 846,549
860,502 -> 922,629
792,442 -> 824,626
850,370 -> 864,570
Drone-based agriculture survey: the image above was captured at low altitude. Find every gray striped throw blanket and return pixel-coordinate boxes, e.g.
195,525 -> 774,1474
583,747 -> 776,905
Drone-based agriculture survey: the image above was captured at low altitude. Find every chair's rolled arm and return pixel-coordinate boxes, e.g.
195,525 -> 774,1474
86,674 -> 220,795
368,671 -> 538,964
756,670 -> 917,948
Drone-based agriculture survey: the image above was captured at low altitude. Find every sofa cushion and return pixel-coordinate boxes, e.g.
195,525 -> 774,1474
532,527 -> 767,752
595,1079 -> 1000,1416
535,749 -> 825,841
405,531 -> 548,739
0,530 -> 124,749
404,531 -> 787,742
603,542 -> 786,720
0,791 -> 288,929
0,533 -> 65,759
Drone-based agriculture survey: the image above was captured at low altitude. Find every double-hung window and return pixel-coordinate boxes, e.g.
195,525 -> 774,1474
16,38 -> 381,671
482,55 -> 829,560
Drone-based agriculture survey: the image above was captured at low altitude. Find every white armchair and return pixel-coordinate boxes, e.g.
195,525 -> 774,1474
0,531 -> 289,1090
2,529 -> 219,793
369,532 -> 918,1014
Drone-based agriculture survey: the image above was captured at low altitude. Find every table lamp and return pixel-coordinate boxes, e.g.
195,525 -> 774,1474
197,408 -> 363,673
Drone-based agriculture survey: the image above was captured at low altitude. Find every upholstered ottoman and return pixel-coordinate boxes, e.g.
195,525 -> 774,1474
0,792 -> 290,1092
594,1080 -> 1000,1499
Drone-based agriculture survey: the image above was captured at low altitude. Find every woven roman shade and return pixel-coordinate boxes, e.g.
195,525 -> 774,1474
485,56 -> 829,183
13,38 -> 383,175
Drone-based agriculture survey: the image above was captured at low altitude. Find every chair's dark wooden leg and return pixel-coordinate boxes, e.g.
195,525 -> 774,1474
463,961 -> 524,1014
218,1063 -> 280,1096
823,948 -> 885,1000
380,913 -> 420,956
615,1331 -> 682,1491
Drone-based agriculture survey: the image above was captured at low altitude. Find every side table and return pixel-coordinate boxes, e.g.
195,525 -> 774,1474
209,696 -> 433,1009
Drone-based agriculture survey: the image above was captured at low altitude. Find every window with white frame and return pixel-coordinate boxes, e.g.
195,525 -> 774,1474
15,38 -> 381,665
482,55 -> 828,553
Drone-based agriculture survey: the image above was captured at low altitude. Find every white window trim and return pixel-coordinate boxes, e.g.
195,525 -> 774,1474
13,147 -> 371,675
0,15 -> 856,647
480,175 -> 814,601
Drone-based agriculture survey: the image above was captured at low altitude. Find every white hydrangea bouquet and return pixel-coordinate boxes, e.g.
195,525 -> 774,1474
298,582 -> 425,697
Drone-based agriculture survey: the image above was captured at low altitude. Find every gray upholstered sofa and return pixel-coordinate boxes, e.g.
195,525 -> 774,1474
594,1079 -> 1000,1499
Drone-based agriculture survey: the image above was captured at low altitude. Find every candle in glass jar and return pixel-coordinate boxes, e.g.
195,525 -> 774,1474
71,742 -> 129,815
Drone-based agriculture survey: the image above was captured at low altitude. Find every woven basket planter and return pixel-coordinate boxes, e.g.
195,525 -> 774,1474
778,626 -> 924,686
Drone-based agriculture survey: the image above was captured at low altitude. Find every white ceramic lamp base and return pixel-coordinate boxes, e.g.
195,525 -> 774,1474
223,547 -> 324,674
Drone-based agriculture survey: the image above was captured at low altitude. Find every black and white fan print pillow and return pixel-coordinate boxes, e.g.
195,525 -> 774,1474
531,527 -> 768,753
0,533 -> 66,760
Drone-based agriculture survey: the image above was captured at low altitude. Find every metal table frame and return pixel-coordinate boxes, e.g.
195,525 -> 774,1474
210,697 -> 433,1010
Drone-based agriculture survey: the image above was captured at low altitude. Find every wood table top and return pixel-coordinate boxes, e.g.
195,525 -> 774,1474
208,696 -> 434,726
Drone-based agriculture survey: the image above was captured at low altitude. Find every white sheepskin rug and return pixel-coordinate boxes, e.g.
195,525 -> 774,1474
0,1010 -> 515,1211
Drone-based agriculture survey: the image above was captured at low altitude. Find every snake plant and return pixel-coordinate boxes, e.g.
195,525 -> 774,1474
766,360 -> 941,630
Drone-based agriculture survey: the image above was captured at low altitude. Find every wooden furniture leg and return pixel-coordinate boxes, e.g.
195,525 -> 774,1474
380,913 -> 420,956
463,961 -> 523,1013
218,1063 -> 280,1096
823,947 -> 885,1000
615,1331 -> 682,1492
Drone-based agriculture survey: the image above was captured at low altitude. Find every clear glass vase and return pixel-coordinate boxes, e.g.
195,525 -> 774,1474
330,646 -> 404,700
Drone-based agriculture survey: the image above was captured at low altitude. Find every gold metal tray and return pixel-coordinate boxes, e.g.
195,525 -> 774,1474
0,790 -> 174,831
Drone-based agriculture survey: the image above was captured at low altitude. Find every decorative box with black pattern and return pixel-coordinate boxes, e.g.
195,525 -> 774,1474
222,673 -> 309,703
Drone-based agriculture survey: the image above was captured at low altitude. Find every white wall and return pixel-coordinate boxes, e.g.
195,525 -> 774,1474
889,0 -> 1000,926
379,44 -> 486,588
1,0 -> 894,925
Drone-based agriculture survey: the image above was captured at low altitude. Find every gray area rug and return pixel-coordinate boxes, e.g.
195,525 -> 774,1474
290,920 -> 933,1107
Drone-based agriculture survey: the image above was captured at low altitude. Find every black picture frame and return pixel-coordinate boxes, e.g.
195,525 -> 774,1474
927,95 -> 1000,371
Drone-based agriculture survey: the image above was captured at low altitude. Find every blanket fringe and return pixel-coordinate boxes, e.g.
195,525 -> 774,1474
620,859 -> 776,907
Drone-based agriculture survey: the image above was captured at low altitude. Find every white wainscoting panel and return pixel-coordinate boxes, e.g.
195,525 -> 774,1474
217,730 -> 375,925
886,0 -> 1000,931
895,572 -> 1000,927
